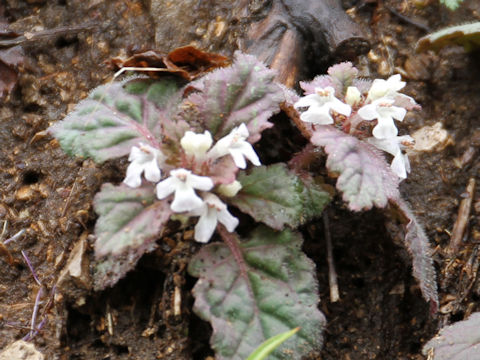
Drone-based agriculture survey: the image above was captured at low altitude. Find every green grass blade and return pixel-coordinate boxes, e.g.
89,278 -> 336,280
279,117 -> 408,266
246,327 -> 300,360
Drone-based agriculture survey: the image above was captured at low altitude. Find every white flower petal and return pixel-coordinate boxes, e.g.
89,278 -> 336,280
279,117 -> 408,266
391,151 -> 408,179
171,183 -> 204,212
296,87 -> 350,125
234,142 -> 260,166
237,123 -> 250,138
300,106 -> 334,124
194,208 -> 218,243
387,74 -> 406,92
366,137 -> 399,156
217,208 -> 239,232
124,143 -> 163,188
331,98 -> 352,116
128,146 -> 142,161
404,153 -> 411,173
144,158 -> 161,183
357,103 -> 378,121
208,124 -> 260,168
123,162 -> 144,188
294,93 -> 320,108
367,135 -> 412,180
390,106 -> 407,121
181,130 -> 213,157
156,177 -> 178,199
368,74 -> 406,101
189,202 -> 207,217
372,116 -> 398,139
230,148 -> 247,169
187,174 -> 214,191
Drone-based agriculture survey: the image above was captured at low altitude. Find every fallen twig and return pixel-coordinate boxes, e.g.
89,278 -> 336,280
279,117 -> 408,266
0,22 -> 98,48
21,250 -> 42,287
385,5 -> 430,33
323,210 -> 339,302
448,178 -> 475,254
4,229 -> 25,245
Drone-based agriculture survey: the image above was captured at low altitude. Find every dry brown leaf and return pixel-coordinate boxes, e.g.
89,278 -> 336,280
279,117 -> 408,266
108,45 -> 229,80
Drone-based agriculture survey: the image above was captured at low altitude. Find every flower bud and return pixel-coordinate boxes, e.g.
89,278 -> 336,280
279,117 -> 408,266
217,180 -> 242,197
180,130 -> 213,158
345,86 -> 361,106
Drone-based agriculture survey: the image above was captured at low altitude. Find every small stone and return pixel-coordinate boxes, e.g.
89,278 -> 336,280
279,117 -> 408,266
410,122 -> 453,152
15,186 -> 34,201
57,232 -> 91,290
0,340 -> 44,360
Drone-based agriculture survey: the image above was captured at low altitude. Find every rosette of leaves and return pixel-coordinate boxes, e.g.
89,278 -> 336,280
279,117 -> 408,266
50,52 -> 330,359
290,62 -> 439,310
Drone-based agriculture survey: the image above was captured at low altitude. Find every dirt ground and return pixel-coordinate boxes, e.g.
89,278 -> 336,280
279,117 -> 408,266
1,0 -> 480,359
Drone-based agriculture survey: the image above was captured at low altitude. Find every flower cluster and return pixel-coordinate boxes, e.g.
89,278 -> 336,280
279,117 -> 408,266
294,74 -> 415,179
123,124 -> 259,243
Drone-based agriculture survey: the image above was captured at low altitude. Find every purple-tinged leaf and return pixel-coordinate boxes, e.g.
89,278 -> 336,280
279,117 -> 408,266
188,226 -> 326,360
230,164 -> 330,230
299,62 -> 359,97
50,77 -> 186,163
311,125 -> 400,211
209,156 -> 239,185
388,198 -> 439,311
299,75 -> 333,96
182,52 -> 283,143
280,84 -> 300,105
352,78 -> 372,94
93,183 -> 171,289
422,312 -> 480,359
327,61 -> 359,94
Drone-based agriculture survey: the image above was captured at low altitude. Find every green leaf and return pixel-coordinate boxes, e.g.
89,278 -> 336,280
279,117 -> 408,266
50,77 -> 186,163
183,52 -> 284,143
188,226 -> 326,360
311,125 -> 400,211
439,0 -> 464,10
416,22 -> 480,53
230,164 -> 330,230
247,327 -> 300,360
423,312 -> 480,359
93,183 -> 172,289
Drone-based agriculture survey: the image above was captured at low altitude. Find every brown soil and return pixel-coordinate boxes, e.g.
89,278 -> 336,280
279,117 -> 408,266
1,0 -> 480,359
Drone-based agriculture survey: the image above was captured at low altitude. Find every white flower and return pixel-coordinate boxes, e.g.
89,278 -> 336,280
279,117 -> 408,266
217,180 -> 242,197
367,135 -> 414,179
367,74 -> 406,101
156,168 -> 214,212
208,123 -> 260,169
180,130 -> 213,159
190,193 -> 239,243
123,143 -> 163,188
294,86 -> 351,125
345,86 -> 361,106
358,98 -> 406,139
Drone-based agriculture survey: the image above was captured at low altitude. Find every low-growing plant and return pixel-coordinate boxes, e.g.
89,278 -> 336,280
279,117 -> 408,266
50,50 -> 438,359
439,0 -> 464,10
